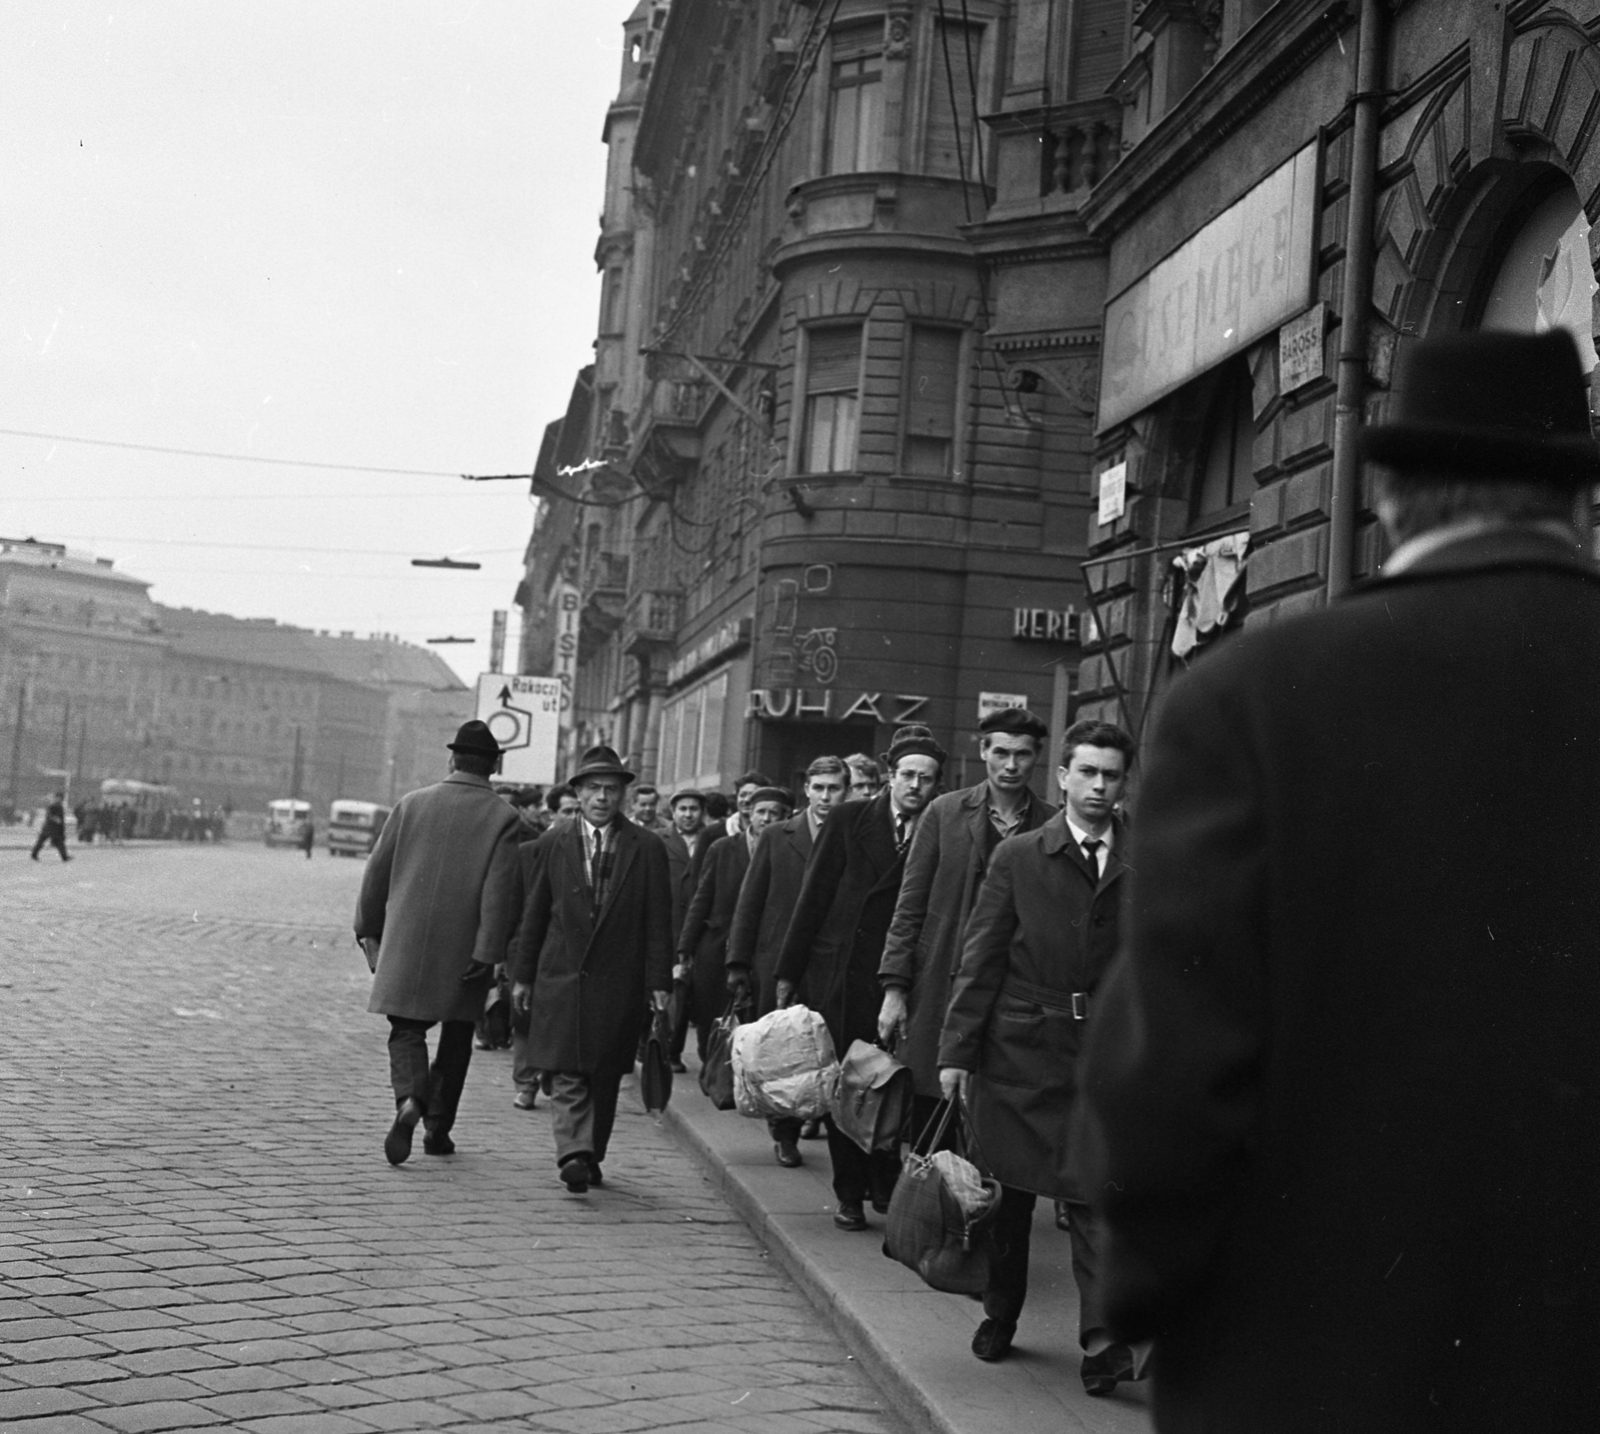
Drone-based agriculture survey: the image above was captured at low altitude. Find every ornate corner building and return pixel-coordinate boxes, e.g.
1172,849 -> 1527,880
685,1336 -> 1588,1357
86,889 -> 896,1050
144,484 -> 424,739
520,0 -> 1600,781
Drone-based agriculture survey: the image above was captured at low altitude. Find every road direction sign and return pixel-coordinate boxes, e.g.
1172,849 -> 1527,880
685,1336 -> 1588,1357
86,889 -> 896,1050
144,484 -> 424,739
474,674 -> 561,785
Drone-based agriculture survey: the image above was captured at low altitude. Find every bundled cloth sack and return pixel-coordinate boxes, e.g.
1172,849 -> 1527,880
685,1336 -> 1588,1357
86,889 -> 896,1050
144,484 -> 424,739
830,1039 -> 914,1153
732,1004 -> 839,1121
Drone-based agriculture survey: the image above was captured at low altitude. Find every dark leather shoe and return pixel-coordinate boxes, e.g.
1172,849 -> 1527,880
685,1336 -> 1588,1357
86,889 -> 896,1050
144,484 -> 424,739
1080,1342 -> 1139,1395
971,1318 -> 1016,1362
422,1128 -> 455,1156
384,1098 -> 422,1166
1055,1198 -> 1072,1232
670,1060 -> 687,1074
832,1200 -> 868,1231
512,1088 -> 537,1110
586,1159 -> 604,1187
800,1119 -> 823,1139
559,1157 -> 590,1193
774,1140 -> 802,1168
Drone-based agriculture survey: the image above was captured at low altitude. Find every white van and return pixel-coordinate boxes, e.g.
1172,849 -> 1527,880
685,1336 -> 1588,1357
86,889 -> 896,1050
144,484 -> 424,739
327,800 -> 391,857
264,799 -> 311,847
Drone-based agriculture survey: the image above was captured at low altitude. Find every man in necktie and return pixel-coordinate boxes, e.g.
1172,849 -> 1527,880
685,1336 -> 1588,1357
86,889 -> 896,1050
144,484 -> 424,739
510,745 -> 673,1194
775,726 -> 945,1232
938,719 -> 1144,1394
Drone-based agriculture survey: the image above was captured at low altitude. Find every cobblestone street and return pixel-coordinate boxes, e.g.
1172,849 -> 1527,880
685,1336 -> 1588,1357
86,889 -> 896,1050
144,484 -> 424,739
1,842 -> 905,1434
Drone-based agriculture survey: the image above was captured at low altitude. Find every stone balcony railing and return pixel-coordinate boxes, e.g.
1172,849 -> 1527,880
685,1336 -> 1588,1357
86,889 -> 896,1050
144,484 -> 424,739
986,96 -> 1124,214
623,588 -> 682,655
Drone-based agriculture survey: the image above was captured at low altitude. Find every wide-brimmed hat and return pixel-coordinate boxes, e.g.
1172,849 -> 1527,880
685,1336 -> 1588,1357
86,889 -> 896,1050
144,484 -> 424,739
882,723 -> 948,769
447,719 -> 501,758
570,744 -> 635,786
1359,329 -> 1600,484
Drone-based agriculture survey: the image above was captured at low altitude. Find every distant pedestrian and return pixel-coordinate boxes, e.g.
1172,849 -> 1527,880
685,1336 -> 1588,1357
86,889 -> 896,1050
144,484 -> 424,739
1073,329 -> 1600,1431
728,756 -> 848,1167
298,815 -> 315,858
939,719 -> 1142,1391
843,752 -> 882,801
31,792 -> 70,862
688,771 -> 770,893
776,726 -> 945,1231
628,783 -> 673,837
355,720 -> 521,1165
510,745 -> 673,1194
879,707 -> 1057,1134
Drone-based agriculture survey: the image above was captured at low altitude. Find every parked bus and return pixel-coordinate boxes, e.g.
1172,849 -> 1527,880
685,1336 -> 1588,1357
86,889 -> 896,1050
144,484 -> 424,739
264,798 -> 311,847
327,800 -> 391,857
100,779 -> 183,838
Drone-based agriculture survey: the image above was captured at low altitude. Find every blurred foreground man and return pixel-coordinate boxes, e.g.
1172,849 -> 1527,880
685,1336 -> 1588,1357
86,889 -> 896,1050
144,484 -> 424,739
357,720 -> 522,1165
1073,329 -> 1600,1432
777,726 -> 945,1231
31,792 -> 70,862
512,745 -> 672,1194
939,720 -> 1141,1391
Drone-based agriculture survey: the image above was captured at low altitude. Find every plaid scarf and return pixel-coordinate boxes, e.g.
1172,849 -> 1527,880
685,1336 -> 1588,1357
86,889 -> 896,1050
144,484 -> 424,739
586,820 -> 617,916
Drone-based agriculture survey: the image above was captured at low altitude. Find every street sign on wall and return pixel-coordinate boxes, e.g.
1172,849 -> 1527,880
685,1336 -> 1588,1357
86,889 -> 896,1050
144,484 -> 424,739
475,674 -> 561,785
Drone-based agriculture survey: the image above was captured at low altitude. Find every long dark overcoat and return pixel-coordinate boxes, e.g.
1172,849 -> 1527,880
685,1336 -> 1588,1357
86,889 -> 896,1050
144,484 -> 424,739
727,812 -> 814,1015
775,791 -> 908,1056
509,815 -> 673,1073
358,771 -> 522,1023
676,832 -> 751,1031
1070,528 -> 1600,1433
938,812 -> 1124,1197
660,829 -> 696,946
881,782 -> 1058,1096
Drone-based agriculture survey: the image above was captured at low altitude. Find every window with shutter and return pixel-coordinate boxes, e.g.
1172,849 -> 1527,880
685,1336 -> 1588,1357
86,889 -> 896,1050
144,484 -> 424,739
827,25 -> 884,174
902,326 -> 962,476
802,326 -> 862,474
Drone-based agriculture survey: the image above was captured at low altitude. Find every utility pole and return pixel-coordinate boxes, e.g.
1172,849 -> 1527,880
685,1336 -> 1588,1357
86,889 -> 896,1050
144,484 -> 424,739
290,724 -> 304,799
58,695 -> 71,770
7,679 -> 27,815
75,715 -> 87,788
336,750 -> 346,799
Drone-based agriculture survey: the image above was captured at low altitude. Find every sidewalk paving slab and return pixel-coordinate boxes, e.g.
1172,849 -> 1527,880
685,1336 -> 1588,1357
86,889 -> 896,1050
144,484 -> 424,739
665,1079 -> 1153,1434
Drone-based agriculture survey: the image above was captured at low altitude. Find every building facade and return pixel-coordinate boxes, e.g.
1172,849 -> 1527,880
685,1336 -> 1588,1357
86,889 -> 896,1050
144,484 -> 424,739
1,537 -> 470,815
519,0 -> 1119,797
520,1 -> 1600,780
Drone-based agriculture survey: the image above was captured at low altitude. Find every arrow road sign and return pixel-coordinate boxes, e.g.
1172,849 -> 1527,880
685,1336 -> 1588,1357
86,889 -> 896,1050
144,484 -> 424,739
475,673 -> 561,785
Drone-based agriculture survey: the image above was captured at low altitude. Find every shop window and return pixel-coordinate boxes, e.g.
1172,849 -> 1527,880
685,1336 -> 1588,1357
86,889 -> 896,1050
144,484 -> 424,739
1193,359 -> 1254,523
1479,180 -> 1599,371
658,671 -> 729,790
826,26 -> 884,174
926,20 -> 983,180
801,326 -> 862,474
902,326 -> 962,476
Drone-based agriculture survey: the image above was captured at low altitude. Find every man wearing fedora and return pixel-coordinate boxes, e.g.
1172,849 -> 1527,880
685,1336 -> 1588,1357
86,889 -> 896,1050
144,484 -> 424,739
356,719 -> 523,1165
1072,329 -> 1600,1432
510,744 -> 673,1194
775,725 -> 946,1231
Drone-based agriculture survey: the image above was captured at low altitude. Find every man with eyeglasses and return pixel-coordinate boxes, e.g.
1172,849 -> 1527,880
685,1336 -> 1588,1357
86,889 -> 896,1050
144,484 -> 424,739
775,725 -> 946,1232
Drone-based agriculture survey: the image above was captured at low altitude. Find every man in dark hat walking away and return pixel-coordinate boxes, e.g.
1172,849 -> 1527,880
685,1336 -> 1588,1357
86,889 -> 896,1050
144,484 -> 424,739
775,725 -> 946,1231
879,708 -> 1057,1138
1072,329 -> 1600,1433
939,719 -> 1141,1389
510,745 -> 673,1193
356,719 -> 522,1165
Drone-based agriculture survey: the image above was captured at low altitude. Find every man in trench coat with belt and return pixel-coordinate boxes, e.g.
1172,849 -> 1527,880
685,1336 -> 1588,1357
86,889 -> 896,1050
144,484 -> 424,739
357,719 -> 522,1165
939,718 -> 1144,1393
510,745 -> 673,1193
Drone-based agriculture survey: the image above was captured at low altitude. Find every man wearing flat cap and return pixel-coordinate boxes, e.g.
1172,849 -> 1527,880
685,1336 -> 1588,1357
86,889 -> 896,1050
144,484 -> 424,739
511,744 -> 673,1194
776,725 -> 945,1231
879,708 -> 1057,1139
1072,329 -> 1600,1432
356,719 -> 523,1165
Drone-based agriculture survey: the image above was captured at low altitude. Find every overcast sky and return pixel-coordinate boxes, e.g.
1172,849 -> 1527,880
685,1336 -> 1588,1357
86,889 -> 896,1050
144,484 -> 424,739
1,1 -> 634,683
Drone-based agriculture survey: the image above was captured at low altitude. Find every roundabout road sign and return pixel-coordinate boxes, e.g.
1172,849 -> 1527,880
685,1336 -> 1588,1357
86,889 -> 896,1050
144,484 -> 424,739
474,674 -> 561,784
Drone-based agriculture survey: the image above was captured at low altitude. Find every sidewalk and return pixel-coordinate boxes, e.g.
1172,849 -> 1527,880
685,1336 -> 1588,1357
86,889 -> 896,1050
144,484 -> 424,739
665,1075 -> 1153,1434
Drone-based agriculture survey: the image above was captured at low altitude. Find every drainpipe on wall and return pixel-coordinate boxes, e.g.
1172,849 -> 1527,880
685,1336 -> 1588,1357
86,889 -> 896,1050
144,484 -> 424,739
1328,0 -> 1387,601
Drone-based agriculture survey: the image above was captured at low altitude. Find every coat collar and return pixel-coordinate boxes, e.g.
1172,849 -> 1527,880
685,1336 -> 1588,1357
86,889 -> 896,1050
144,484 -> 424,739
1363,523 -> 1600,591
1042,810 -> 1126,888
783,810 -> 814,857
443,770 -> 494,790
